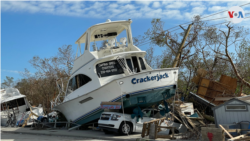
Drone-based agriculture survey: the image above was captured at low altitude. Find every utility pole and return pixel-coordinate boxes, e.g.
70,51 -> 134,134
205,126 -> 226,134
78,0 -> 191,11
172,23 -> 193,67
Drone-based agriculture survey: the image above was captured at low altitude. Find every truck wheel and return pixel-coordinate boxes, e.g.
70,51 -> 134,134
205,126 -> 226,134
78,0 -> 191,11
103,129 -> 112,134
119,122 -> 132,135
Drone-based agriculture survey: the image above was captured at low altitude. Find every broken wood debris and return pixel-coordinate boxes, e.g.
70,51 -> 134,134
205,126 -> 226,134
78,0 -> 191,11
192,68 -> 238,106
141,117 -> 176,140
218,124 -> 250,141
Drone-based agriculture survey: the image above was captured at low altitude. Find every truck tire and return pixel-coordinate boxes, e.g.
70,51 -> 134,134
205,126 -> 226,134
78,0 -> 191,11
118,122 -> 132,135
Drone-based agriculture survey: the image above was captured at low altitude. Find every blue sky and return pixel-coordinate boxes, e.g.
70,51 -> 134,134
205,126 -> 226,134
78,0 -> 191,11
1,0 -> 250,83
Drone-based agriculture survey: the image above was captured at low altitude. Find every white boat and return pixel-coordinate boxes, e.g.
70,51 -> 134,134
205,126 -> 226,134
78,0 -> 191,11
1,88 -> 44,126
52,19 -> 179,125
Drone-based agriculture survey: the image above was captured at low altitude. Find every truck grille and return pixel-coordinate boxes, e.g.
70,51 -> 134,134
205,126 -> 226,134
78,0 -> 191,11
100,114 -> 111,120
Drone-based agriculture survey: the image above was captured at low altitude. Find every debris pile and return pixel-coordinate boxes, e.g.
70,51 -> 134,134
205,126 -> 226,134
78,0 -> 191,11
192,68 -> 238,105
169,101 -> 206,139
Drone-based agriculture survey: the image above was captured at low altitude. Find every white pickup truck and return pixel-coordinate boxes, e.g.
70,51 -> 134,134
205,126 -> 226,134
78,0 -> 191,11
98,108 -> 169,135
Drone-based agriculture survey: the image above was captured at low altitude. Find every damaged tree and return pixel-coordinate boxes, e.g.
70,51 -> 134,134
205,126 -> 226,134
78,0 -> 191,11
145,18 -> 200,68
220,23 -> 250,88
206,23 -> 250,93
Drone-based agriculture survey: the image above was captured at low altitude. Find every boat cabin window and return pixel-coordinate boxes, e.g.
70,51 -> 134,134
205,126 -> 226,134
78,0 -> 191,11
1,105 -> 3,111
90,29 -> 128,51
67,74 -> 92,95
132,56 -> 140,73
126,59 -> 133,71
1,98 -> 26,110
17,98 -> 26,106
96,60 -> 124,77
139,57 -> 146,70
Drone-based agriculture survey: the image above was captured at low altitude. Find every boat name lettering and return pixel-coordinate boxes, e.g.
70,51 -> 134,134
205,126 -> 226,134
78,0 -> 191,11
131,73 -> 169,84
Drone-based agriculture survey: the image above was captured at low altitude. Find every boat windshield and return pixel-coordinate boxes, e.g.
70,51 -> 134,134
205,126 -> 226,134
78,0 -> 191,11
1,98 -> 26,111
90,29 -> 129,51
96,60 -> 124,78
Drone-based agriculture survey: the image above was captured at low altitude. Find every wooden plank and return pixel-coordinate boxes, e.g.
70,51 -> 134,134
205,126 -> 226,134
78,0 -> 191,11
197,86 -> 208,96
229,135 -> 249,140
187,117 -> 204,120
234,137 -> 250,141
158,126 -> 176,129
195,109 -> 204,119
214,97 -> 234,101
227,129 -> 250,132
22,113 -> 32,127
174,101 -> 183,104
200,78 -> 210,87
219,124 -> 233,139
169,112 -> 183,124
219,75 -> 237,90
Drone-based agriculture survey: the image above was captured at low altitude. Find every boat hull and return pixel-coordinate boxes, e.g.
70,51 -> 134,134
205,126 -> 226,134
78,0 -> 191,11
53,68 -> 178,125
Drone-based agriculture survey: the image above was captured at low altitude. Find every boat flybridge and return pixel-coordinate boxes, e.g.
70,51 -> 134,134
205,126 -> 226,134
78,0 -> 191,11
52,19 -> 179,125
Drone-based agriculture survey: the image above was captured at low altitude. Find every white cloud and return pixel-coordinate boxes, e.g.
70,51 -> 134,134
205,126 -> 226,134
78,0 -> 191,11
135,1 -> 152,6
152,2 -> 161,8
166,2 -> 187,9
190,2 -> 204,7
192,6 -> 206,14
64,0 -> 82,3
208,6 -> 227,12
1,70 -> 20,74
109,3 -> 118,9
121,4 -> 136,10
206,0 -> 249,7
117,0 -> 131,4
2,1 -> 247,22
163,10 -> 183,19
162,1 -> 172,5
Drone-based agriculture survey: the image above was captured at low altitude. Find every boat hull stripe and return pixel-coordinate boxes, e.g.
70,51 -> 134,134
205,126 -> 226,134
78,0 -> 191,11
73,84 -> 174,122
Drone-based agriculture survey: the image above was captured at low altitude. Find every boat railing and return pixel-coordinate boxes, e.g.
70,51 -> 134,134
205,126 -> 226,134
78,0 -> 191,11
51,79 -> 66,109
116,56 -> 133,75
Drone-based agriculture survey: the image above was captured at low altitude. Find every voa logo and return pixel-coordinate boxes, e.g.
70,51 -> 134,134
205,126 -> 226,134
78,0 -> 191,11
228,6 -> 245,23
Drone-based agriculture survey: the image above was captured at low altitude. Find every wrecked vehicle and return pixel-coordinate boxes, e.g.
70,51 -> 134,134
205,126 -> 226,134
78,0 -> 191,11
98,107 -> 187,135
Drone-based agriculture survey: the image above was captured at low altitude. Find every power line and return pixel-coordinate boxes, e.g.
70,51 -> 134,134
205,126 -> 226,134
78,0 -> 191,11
137,3 -> 250,47
139,2 -> 250,46
165,2 -> 250,32
159,12 -> 250,35
138,15 -> 250,47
